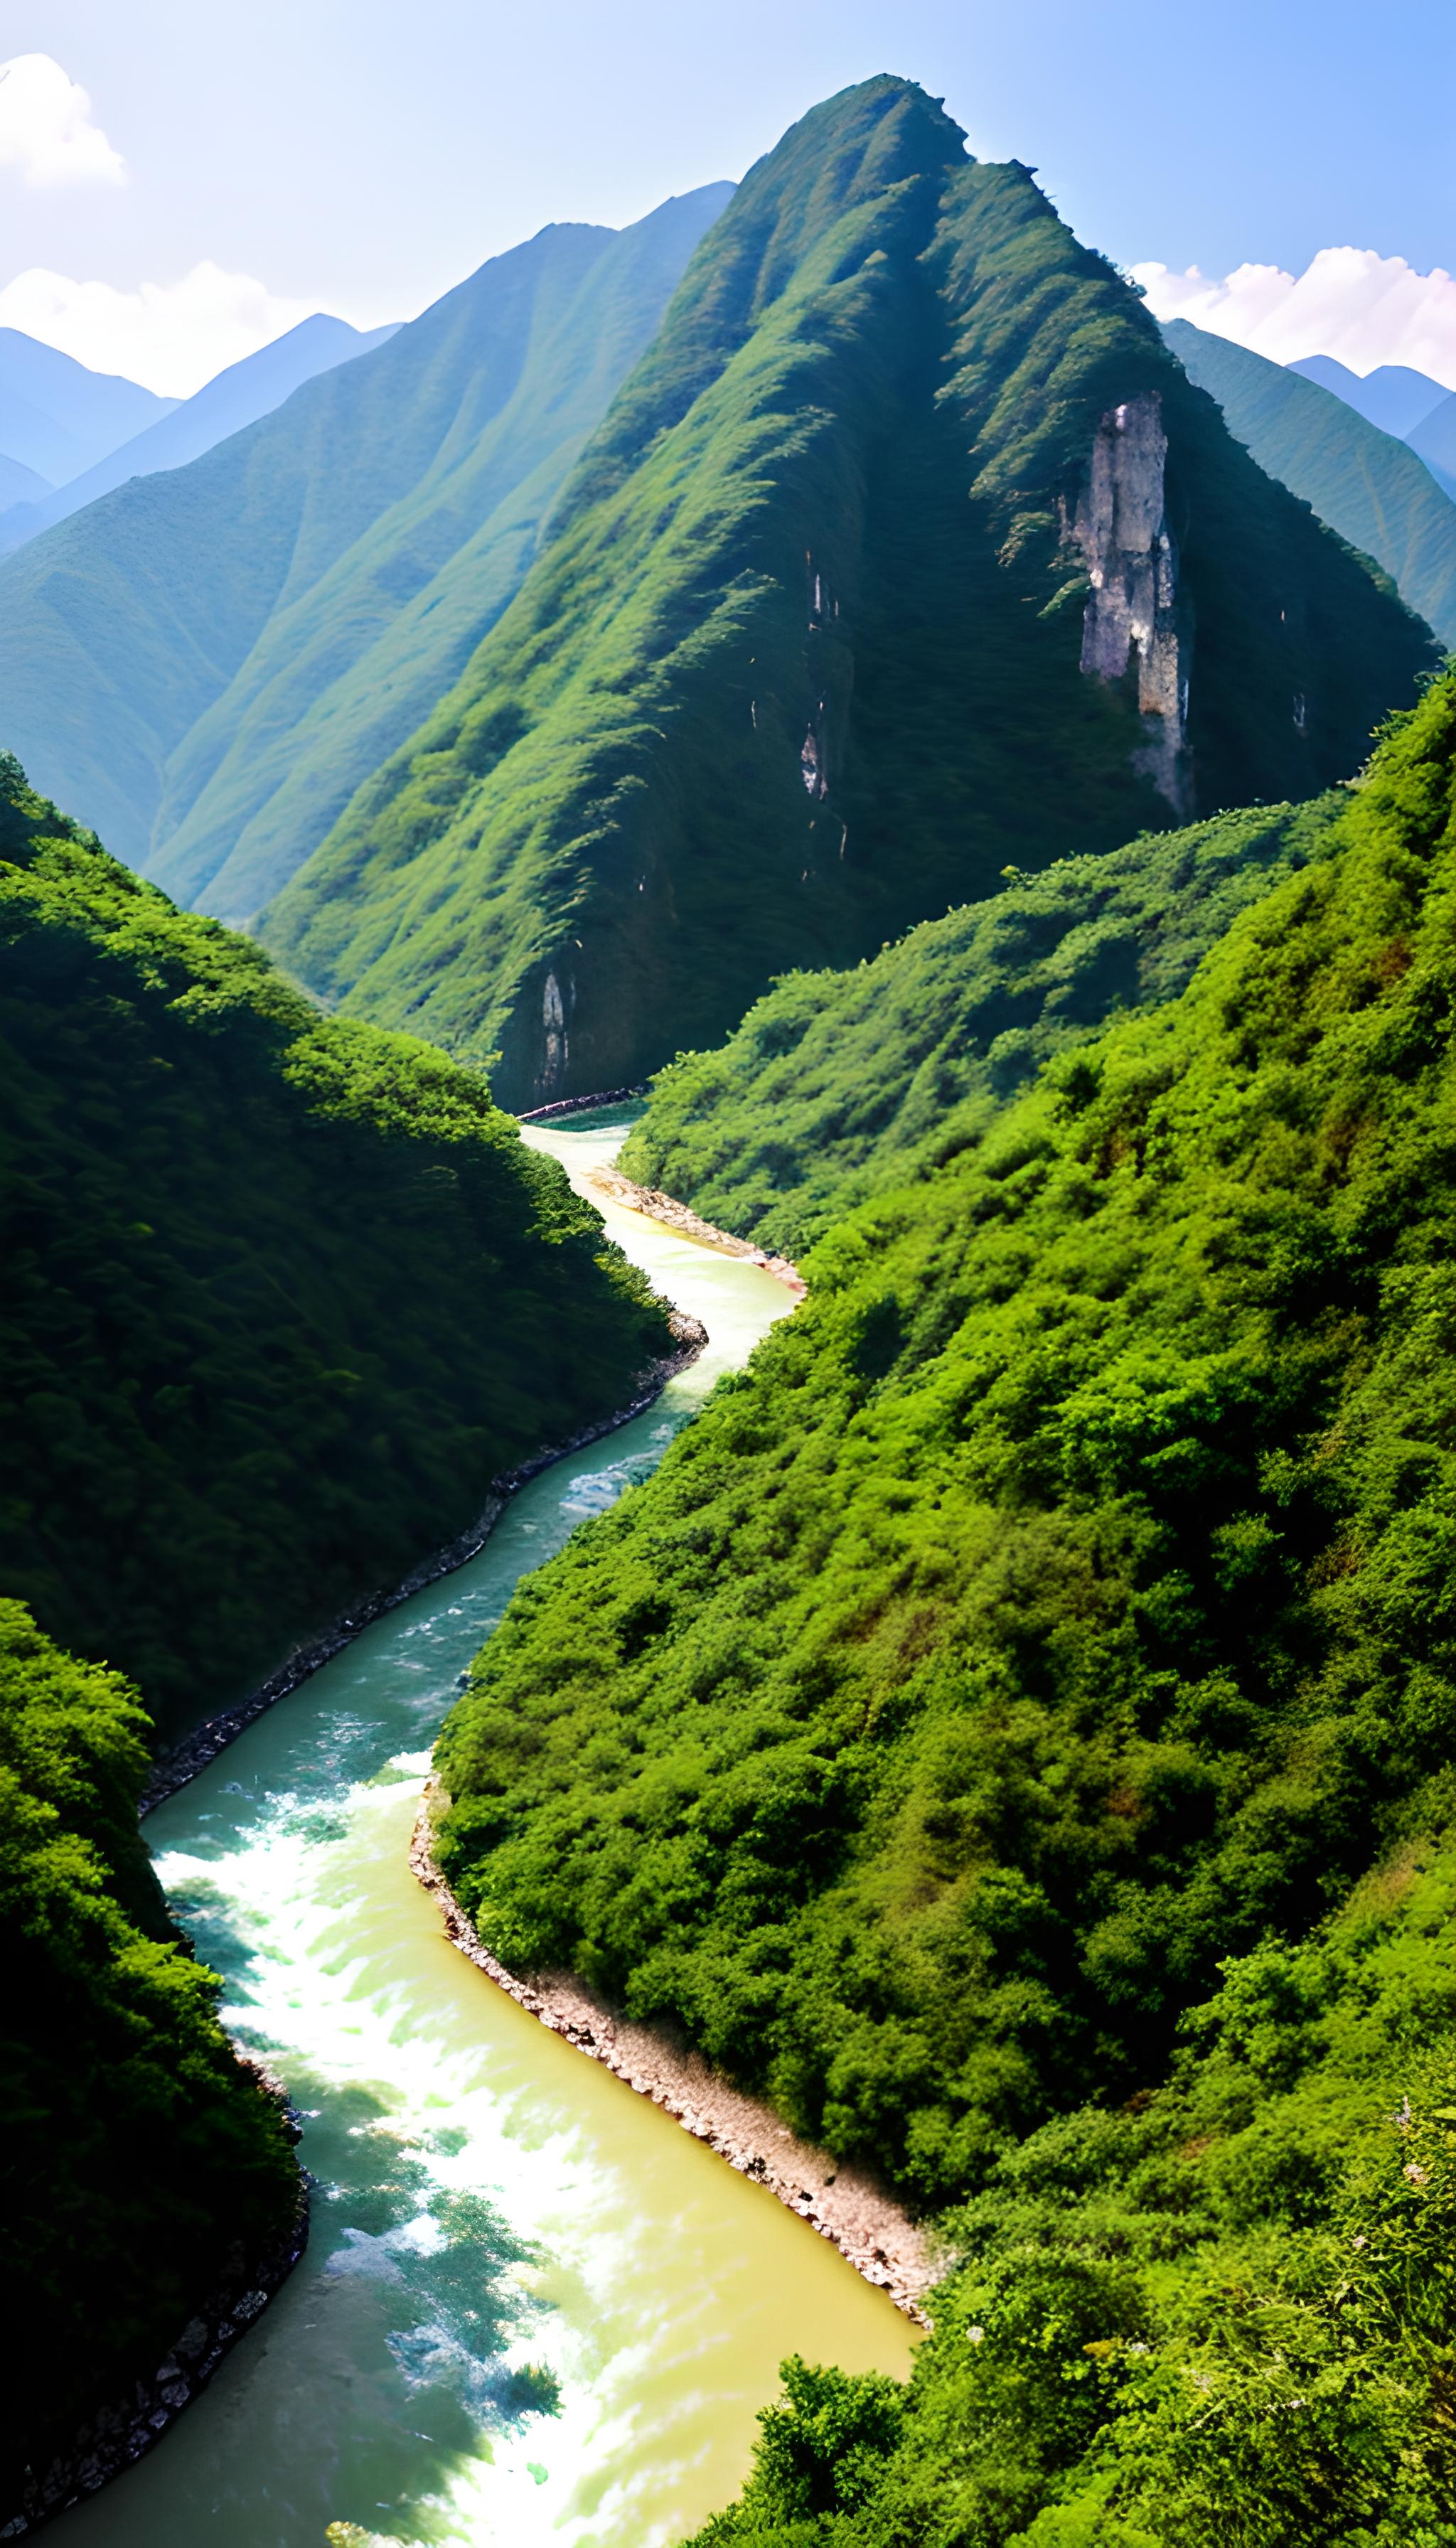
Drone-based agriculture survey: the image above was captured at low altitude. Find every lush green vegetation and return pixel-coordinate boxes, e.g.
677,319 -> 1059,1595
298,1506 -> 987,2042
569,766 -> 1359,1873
621,793 -> 1345,1260
437,670 -> 1456,2529
0,189 -> 724,916
0,755 -> 668,1743
0,1599 -> 298,2510
690,1839 -> 1456,2544
1166,317 -> 1456,646
264,77 -> 1433,1108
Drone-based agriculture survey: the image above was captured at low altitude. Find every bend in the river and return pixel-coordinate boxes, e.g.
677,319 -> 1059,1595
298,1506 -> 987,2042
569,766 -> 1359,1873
54,1114 -> 916,2548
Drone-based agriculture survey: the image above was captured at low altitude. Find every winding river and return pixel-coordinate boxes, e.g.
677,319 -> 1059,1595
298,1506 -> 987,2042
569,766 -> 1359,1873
55,1116 -> 915,2548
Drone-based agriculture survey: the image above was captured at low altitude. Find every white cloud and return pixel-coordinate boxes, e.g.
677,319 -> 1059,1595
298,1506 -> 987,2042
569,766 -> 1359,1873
0,53 -> 124,188
0,262 -> 317,397
1133,247 -> 1456,393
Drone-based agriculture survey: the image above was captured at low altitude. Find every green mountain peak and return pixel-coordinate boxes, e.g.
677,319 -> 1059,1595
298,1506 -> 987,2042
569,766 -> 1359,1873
261,82 -> 1434,1108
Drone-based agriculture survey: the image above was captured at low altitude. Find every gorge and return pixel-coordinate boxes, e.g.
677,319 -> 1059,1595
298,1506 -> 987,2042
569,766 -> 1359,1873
38,1122 -> 915,2548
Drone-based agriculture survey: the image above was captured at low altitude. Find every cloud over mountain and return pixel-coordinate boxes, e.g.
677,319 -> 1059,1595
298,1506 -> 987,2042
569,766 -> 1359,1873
0,260 -> 318,397
1134,245 -> 1456,392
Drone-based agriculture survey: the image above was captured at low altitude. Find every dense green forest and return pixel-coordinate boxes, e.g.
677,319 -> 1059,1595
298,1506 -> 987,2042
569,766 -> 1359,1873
621,793 -> 1345,1260
0,1600 -> 298,2512
690,1839 -> 1456,2544
0,187 -> 725,915
1165,317 -> 1456,646
437,670 -> 1456,2533
0,754 -> 668,1744
263,76 -> 1433,1110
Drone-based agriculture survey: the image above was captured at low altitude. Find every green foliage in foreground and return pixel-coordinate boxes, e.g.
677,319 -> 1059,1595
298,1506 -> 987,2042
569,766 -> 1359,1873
0,1600 -> 297,2505
0,757 -> 668,1743
265,77 -> 1432,1108
621,793 -> 1346,1261
690,1835 -> 1456,2545
1165,317 -> 1456,648
437,668 -> 1456,2217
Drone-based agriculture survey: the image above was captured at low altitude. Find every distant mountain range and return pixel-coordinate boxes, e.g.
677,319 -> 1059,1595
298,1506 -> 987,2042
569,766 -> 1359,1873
1287,349 -> 1456,503
0,328 -> 173,486
1288,353 -> 1448,439
0,190 -> 730,916
1165,319 -> 1456,643
0,313 -> 397,550
0,82 -> 1440,1118
261,79 -> 1437,1108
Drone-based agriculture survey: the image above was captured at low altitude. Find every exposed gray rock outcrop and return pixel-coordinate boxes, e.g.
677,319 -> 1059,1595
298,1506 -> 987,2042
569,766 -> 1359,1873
1074,392 -> 1192,817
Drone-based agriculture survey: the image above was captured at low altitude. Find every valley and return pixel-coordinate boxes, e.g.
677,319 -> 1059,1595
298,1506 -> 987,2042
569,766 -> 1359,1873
4,47 -> 1455,2548
44,1125 -> 915,2548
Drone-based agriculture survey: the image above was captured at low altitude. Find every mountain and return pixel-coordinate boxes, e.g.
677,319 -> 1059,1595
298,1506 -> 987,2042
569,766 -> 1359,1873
0,752 -> 669,1744
1,1602 -> 298,2525
440,665 -> 1456,2539
0,311 -> 399,550
694,1836 -> 1456,2545
1408,390 -> 1456,501
1165,317 -> 1456,643
620,791 -> 1347,1260
0,448 -> 50,509
0,188 -> 730,916
262,78 -> 1437,1112
1289,350 -> 1450,438
0,326 -> 173,482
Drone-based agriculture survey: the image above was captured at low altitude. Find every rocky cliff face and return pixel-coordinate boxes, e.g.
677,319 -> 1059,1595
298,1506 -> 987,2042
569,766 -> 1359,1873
1074,393 -> 1192,817
258,85 -> 1436,1108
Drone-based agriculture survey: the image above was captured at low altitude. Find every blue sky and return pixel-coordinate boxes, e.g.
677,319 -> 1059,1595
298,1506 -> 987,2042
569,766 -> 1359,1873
2,0 -> 1453,390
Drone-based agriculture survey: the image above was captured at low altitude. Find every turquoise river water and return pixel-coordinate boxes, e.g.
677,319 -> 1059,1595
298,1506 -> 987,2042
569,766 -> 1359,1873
53,1118 -> 914,2548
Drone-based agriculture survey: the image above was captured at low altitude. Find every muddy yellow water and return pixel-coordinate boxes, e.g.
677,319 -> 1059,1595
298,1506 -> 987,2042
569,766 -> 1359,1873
55,1118 -> 914,2548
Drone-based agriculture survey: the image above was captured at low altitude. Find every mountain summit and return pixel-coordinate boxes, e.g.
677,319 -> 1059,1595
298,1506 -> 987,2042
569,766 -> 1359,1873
262,77 -> 1435,1108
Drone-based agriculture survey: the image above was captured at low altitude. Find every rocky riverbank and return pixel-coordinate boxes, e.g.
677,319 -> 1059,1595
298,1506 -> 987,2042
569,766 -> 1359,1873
411,1789 -> 936,2321
141,1312 -> 707,1814
1,2069 -> 308,2539
583,1167 -> 807,1297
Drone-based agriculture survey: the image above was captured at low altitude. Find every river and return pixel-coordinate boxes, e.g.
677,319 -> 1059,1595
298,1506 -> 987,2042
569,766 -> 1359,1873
53,1115 -> 915,2548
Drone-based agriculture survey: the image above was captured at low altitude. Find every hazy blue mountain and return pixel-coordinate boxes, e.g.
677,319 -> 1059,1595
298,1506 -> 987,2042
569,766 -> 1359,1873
0,188 -> 730,914
0,312 -> 398,551
1407,392 -> 1456,502
0,450 -> 50,509
1168,318 -> 1456,642
1289,353 -> 1450,438
0,329 -> 173,482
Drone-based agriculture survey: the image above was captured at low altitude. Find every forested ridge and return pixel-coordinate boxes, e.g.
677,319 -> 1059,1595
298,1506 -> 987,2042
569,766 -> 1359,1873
264,76 -> 1432,1108
0,188 -> 725,918
0,1601 -> 299,2512
621,793 -> 1346,1260
437,671 -> 1456,2537
0,753 -> 674,2517
1164,317 -> 1456,648
0,754 -> 669,1745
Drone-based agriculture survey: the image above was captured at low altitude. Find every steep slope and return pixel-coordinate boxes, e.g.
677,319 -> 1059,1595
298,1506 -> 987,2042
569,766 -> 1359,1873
0,754 -> 670,1745
1168,317 -> 1456,643
264,77 -> 1436,1110
1408,390 -> 1456,501
1289,351 -> 1449,439
0,188 -> 728,909
695,1843 -> 1456,2545
0,448 -> 49,508
435,666 -> 1456,2236
621,791 -> 1346,1259
0,326 -> 173,481
0,311 -> 398,550
0,1604 -> 298,2526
